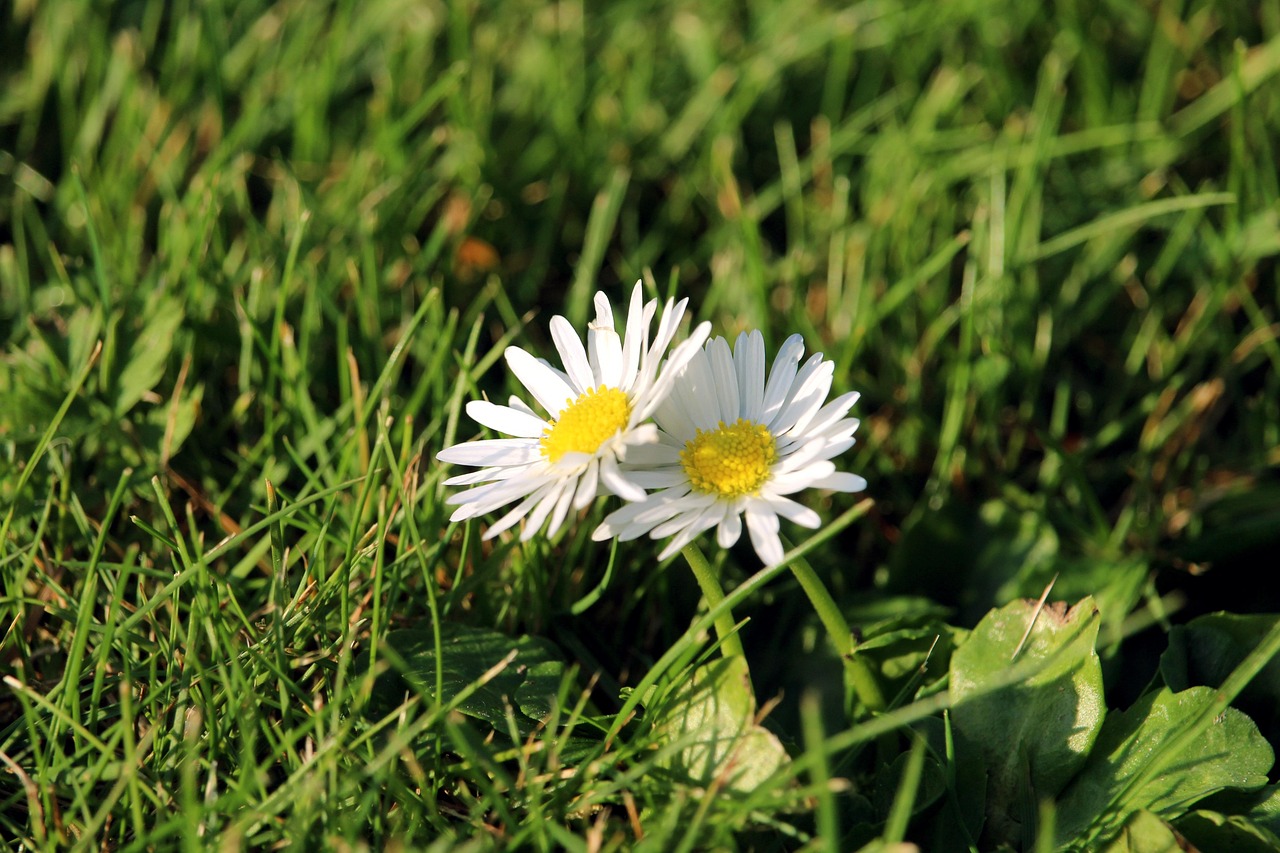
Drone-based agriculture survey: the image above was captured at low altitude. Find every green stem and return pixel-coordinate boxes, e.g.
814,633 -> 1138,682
681,543 -> 746,659
789,558 -> 886,713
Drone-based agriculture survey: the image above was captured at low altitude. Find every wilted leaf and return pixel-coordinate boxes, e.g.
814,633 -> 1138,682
650,655 -> 789,793
1099,810 -> 1185,853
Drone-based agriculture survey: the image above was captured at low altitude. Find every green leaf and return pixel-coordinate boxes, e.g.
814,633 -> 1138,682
1160,612 -> 1280,741
1055,686 -> 1274,847
368,626 -> 570,734
869,749 -> 946,818
888,497 -> 1060,624
1175,809 -> 1280,853
649,655 -> 789,793
950,597 -> 1105,848
854,621 -> 962,701
114,297 -> 184,415
1247,785 -> 1280,837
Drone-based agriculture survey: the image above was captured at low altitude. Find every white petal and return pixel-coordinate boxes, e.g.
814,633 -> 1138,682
549,450 -> 593,472
770,461 -> 838,494
465,400 -> 549,438
803,392 -> 861,438
706,336 -> 740,425
648,296 -> 687,367
761,334 -> 805,425
447,474 -> 548,515
508,395 -> 539,416
444,464 -> 537,486
734,330 -> 766,422
763,494 -> 821,528
522,481 -> 570,540
592,290 -> 615,331
671,346 -> 719,432
624,488 -> 707,528
550,315 -> 595,393
588,293 -> 624,388
545,483 -> 578,538
619,422 -> 659,448
618,282 -> 647,389
437,438 -> 541,467
617,440 -> 681,466
589,326 -> 623,389
716,507 -> 743,549
744,502 -> 785,565
643,492 -> 716,529
655,508 -> 724,561
813,416 -> 862,444
635,296 -> 696,402
769,357 -> 832,436
483,485 -> 552,538
817,437 -> 857,460
776,436 -> 833,472
631,299 -> 660,391
600,452 -> 646,502
652,382 -> 699,440
776,417 -> 860,458
625,468 -> 690,489
653,502 -> 723,549
506,347 -> 576,418
640,321 -> 712,420
573,459 -> 600,508
808,471 -> 868,492
593,489 -> 685,540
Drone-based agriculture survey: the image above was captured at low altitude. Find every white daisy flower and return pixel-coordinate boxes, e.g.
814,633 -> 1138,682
437,282 -> 712,541
591,331 -> 866,566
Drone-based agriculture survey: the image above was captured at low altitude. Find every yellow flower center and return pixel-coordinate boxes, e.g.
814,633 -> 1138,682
681,418 -> 778,498
540,386 -> 632,463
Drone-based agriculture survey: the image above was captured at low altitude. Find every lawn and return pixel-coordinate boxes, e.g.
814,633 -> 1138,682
3,0 -> 1280,849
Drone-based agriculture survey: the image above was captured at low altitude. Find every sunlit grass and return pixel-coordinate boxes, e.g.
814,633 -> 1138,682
3,0 -> 1280,849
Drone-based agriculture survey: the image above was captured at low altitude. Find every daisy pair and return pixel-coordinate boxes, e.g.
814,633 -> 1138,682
437,283 -> 866,566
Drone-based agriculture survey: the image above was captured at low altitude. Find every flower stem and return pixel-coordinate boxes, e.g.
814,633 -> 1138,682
681,543 -> 746,659
788,558 -> 886,713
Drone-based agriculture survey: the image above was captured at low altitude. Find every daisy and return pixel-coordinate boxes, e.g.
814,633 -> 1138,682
592,331 -> 866,566
437,282 -> 711,541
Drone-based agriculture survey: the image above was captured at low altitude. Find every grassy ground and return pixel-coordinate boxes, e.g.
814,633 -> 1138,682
3,0 -> 1280,849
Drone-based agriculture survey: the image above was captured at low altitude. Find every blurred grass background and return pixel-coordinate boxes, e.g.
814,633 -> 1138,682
3,0 -> 1280,847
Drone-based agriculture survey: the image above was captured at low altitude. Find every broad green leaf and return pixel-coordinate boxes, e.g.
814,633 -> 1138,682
869,749 -> 946,818
1248,785 -> 1280,837
854,622 -> 962,701
1098,810 -> 1184,853
950,597 -> 1104,849
1160,612 -> 1280,741
1175,809 -> 1280,853
649,655 -> 789,793
367,626 -> 570,734
1055,686 -> 1274,848
888,497 -> 1059,624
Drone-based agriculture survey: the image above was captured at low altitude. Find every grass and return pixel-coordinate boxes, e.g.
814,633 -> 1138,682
3,0 -> 1280,849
